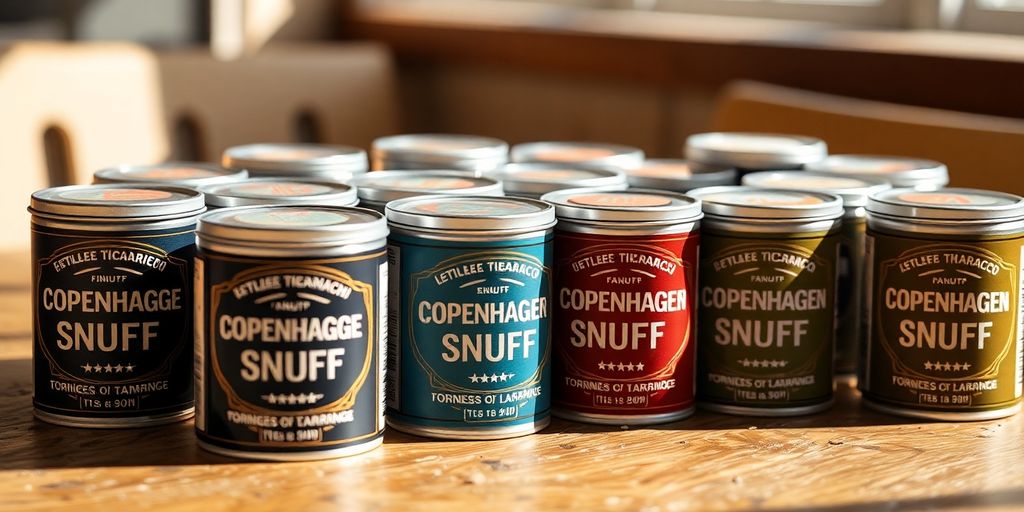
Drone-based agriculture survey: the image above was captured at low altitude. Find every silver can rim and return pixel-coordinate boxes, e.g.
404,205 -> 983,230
387,416 -> 550,440
699,399 -> 834,417
495,163 -> 629,196
552,406 -> 696,425
93,162 -> 249,188
541,187 -> 704,224
196,204 -> 388,249
685,132 -> 827,169
197,436 -> 383,461
352,170 -> 504,203
386,194 -> 556,233
742,171 -> 892,207
862,397 -> 1022,422
30,184 -> 205,220
864,187 -> 1024,221
867,187 -> 1024,222
688,185 -> 845,221
222,143 -> 368,173
807,154 -> 949,188
199,177 -> 358,208
510,141 -> 645,167
626,159 -> 737,191
371,133 -> 509,163
34,408 -> 194,428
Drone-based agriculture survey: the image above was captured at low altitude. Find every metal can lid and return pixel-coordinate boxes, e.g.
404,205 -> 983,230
541,188 -> 703,224
688,185 -> 844,220
685,132 -> 827,169
806,155 -> 949,189
626,159 -> 737,191
386,195 -> 555,233
742,171 -> 891,207
867,188 -> 1024,222
510,141 -> 645,169
199,178 -> 358,208
494,163 -> 629,197
30,184 -> 204,219
352,171 -> 503,203
93,162 -> 248,188
197,205 -> 387,247
222,143 -> 368,176
371,134 -> 509,166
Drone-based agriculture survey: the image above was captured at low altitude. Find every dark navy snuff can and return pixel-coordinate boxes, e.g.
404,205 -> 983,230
195,205 -> 387,460
30,185 -> 205,428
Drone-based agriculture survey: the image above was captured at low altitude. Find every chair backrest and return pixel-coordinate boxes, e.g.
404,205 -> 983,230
0,41 -> 397,250
712,80 -> 1024,194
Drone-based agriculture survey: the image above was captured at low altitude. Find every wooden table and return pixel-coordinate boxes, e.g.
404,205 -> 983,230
1,251 -> 1022,512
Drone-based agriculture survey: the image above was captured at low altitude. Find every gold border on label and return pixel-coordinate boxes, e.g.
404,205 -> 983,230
408,250 -> 552,396
203,251 -> 383,447
34,238 -> 190,387
876,243 -> 1017,384
557,239 -> 694,384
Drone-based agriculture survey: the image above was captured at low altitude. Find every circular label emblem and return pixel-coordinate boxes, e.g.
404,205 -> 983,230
384,177 -> 476,190
133,167 -> 220,179
515,169 -> 599,181
704,134 -> 805,152
897,192 -> 1002,206
401,137 -> 489,152
706,191 -> 823,207
568,193 -> 672,208
531,147 -> 617,162
61,188 -> 175,202
824,157 -> 920,174
760,176 -> 868,190
231,183 -> 332,197
249,147 -> 340,161
233,209 -> 350,227
410,199 -> 540,217
632,163 -> 693,178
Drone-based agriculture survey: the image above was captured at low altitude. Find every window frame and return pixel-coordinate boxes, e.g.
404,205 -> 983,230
619,0 -> 910,28
958,0 -> 1024,34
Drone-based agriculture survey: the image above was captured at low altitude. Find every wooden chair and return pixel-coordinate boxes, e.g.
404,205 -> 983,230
0,41 -> 397,250
711,80 -> 1024,194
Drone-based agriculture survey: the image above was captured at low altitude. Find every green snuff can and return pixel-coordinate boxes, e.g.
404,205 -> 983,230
689,186 -> 843,416
861,188 -> 1024,421
742,171 -> 891,376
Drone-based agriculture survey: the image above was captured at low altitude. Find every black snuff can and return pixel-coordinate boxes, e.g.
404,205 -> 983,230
195,205 -> 388,461
30,185 -> 205,428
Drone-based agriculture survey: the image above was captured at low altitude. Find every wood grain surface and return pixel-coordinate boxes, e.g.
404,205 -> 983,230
1,251 -> 1022,511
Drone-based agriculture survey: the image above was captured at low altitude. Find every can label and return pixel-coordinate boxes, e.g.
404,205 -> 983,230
697,231 -> 838,409
196,251 -> 385,455
835,218 -> 866,374
387,233 -> 552,433
862,231 -> 1024,412
553,231 -> 698,418
32,225 -> 195,420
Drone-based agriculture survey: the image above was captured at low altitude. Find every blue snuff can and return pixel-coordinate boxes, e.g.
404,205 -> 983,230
385,195 -> 556,439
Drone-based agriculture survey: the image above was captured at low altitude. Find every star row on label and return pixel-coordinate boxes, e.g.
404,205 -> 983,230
81,363 -> 135,373
469,373 -> 515,383
261,393 -> 323,405
598,362 -> 645,371
924,361 -> 972,371
737,359 -> 788,368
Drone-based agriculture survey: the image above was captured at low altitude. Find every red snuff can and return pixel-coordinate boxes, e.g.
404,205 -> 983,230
541,189 -> 703,424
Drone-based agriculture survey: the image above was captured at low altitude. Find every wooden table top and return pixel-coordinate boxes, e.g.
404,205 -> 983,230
1,251 -> 1022,512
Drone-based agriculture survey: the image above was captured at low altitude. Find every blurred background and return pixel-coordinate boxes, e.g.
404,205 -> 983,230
1,0 -> 1023,248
